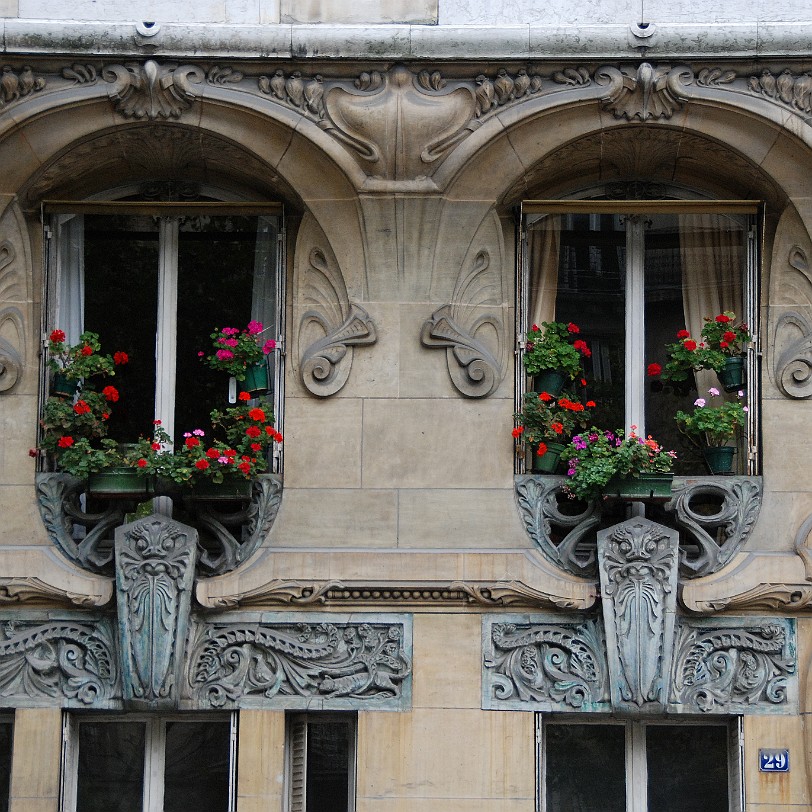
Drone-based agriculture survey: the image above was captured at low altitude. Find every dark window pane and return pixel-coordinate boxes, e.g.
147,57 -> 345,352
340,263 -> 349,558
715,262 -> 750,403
76,722 -> 145,812
306,721 -> 351,812
545,724 -> 626,812
84,215 -> 159,440
164,721 -> 230,812
0,722 -> 11,812
646,725 -> 729,812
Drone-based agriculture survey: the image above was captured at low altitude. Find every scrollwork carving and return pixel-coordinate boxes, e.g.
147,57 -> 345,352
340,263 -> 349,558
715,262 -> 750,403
60,63 -> 97,84
483,617 -> 608,711
0,617 -> 117,706
669,476 -> 762,577
773,309 -> 812,398
103,60 -> 204,119
0,307 -> 24,393
671,620 -> 796,713
188,616 -> 411,709
0,578 -> 107,608
115,516 -> 197,708
596,63 -> 694,121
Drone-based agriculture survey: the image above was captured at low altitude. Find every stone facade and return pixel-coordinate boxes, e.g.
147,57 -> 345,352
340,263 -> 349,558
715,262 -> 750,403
2,5 -> 812,811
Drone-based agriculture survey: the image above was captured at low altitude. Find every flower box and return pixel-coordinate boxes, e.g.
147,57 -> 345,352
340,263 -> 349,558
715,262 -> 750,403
87,469 -> 153,499
603,474 -> 674,502
188,478 -> 254,501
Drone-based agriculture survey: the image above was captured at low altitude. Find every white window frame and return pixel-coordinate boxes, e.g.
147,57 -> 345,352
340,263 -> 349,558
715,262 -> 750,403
537,715 -> 744,812
42,200 -> 287,472
284,712 -> 357,812
60,712 -> 238,812
518,198 -> 761,475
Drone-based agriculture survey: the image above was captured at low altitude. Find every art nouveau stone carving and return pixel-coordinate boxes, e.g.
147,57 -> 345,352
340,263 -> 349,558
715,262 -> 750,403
513,476 -> 599,576
114,516 -> 197,709
669,477 -> 762,577
0,615 -> 117,707
773,309 -> 812,398
296,227 -> 377,396
0,578 -> 106,608
187,614 -> 412,710
598,518 -> 679,714
748,69 -> 812,114
671,620 -> 796,714
483,616 -> 609,712
103,60 -> 204,119
596,63 -> 692,121
0,306 -> 23,393
0,65 -> 45,106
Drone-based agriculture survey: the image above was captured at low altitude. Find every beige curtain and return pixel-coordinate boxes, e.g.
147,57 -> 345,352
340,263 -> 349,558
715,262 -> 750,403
527,215 -> 561,327
679,213 -> 744,393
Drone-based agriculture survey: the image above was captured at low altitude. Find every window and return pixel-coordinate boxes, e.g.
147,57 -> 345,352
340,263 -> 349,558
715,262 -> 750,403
521,200 -> 759,475
540,718 -> 742,812
60,714 -> 236,812
46,201 -> 284,463
286,713 -> 356,812
0,715 -> 12,812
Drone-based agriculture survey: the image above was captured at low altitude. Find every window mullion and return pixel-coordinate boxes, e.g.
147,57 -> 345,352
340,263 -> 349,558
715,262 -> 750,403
143,718 -> 166,812
155,218 -> 179,442
627,722 -> 647,812
625,216 -> 646,436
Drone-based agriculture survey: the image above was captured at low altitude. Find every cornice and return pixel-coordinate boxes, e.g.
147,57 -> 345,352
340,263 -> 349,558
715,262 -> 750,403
3,20 -> 812,62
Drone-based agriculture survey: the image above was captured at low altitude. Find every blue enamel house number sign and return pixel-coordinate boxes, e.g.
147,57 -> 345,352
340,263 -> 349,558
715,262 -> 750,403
759,749 -> 790,772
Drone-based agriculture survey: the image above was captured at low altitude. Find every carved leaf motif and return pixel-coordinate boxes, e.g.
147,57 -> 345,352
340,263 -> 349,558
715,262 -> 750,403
596,63 -> 694,121
188,619 -> 411,708
552,67 -> 591,86
0,240 -> 20,301
696,68 -> 737,86
748,69 -> 812,114
103,60 -> 204,119
0,65 -> 46,106
207,66 -> 243,85
61,63 -> 97,84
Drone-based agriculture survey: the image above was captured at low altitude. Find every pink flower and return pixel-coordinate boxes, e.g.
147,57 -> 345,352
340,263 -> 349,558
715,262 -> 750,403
247,320 -> 264,335
224,338 -> 238,347
198,351 -> 205,357
708,387 -> 720,397
263,339 -> 276,354
694,398 -> 706,407
216,349 -> 235,361
193,429 -> 205,436
221,327 -> 240,336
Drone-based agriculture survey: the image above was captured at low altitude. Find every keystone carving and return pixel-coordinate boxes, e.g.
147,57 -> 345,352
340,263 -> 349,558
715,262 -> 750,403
0,616 -> 117,706
596,63 -> 693,121
188,615 -> 412,710
0,65 -> 45,106
671,620 -> 796,713
115,516 -> 197,709
748,69 -> 812,114
598,518 -> 679,714
103,60 -> 204,119
483,617 -> 609,712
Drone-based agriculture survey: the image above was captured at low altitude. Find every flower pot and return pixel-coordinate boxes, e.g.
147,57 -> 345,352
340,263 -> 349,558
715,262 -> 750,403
51,373 -> 77,399
717,355 -> 745,393
189,478 -> 253,500
604,474 -> 674,501
530,370 -> 567,398
87,469 -> 153,498
702,445 -> 736,475
242,362 -> 269,395
530,441 -> 567,474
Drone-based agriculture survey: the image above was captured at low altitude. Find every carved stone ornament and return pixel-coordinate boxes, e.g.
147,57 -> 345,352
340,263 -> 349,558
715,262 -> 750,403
0,578 -> 106,608
0,306 -> 24,393
598,517 -> 679,715
297,245 -> 376,397
36,473 -> 282,576
0,613 -> 118,707
114,516 -> 197,709
186,613 -> 412,711
103,60 -> 204,119
482,615 -> 609,712
596,63 -> 693,121
514,475 -> 762,584
748,69 -> 812,115
670,619 -> 797,714
0,64 -> 46,107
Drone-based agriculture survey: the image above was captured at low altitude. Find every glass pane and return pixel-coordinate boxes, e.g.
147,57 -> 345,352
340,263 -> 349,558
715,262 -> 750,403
545,724 -> 626,812
0,722 -> 11,812
76,721 -> 145,812
306,721 -> 351,812
175,215 -> 275,436
84,215 -> 160,440
646,725 -> 729,812
164,721 -> 231,812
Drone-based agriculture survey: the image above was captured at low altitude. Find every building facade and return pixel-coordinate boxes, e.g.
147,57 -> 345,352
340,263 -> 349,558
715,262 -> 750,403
1,2 -> 812,810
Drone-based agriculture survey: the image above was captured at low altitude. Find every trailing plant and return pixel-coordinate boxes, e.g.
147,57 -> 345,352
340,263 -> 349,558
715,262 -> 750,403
522,321 -> 590,379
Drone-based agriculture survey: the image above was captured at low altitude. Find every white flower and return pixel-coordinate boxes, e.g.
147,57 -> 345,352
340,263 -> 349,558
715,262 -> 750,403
694,398 -> 706,407
708,387 -> 720,396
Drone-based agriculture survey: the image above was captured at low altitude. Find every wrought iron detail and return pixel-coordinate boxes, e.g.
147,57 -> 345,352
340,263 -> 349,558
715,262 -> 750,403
483,616 -> 609,712
115,516 -> 197,709
598,518 -> 679,714
671,620 -> 797,713
514,475 -> 599,577
669,476 -> 762,577
0,615 -> 117,706
187,614 -> 412,710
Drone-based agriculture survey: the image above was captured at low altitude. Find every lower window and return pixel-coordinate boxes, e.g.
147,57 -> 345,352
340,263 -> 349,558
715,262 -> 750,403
540,718 -> 741,812
60,714 -> 236,812
0,715 -> 12,812
286,713 -> 356,812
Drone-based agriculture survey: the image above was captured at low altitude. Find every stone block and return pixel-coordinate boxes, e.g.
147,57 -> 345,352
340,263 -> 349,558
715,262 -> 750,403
283,0 -> 435,24
236,709 -> 285,803
0,485 -> 50,546
746,491 -> 812,552
290,23 -> 412,58
744,714 -> 810,806
410,24 -> 529,58
0,0 -> 18,17
761,399 -> 812,492
282,397 -> 363,488
18,0 -> 227,21
0,395 -> 37,485
9,708 -> 61,804
361,397 -> 514,489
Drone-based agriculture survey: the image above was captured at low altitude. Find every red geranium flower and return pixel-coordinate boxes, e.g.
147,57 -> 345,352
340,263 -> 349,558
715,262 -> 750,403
723,331 -> 737,343
151,442 -> 161,451
715,313 -> 732,323
206,448 -> 220,459
185,437 -> 200,448
273,432 -> 283,443
113,351 -> 129,365
567,323 -> 580,334
538,391 -> 553,402
137,458 -> 147,468
683,339 -> 697,351
512,426 -> 524,438
238,391 -> 251,401
57,436 -> 74,448
102,412 -> 110,420
720,341 -> 729,349
676,329 -> 690,339
250,442 -> 263,451
551,422 -> 564,434
80,345 -> 93,356
647,363 -> 662,377
248,408 -> 266,421
580,378 -> 587,387
245,426 -> 261,438
536,442 -> 548,456
50,329 -> 66,343
586,400 -> 596,408
238,462 -> 251,475
102,385 -> 119,402
73,400 -> 91,415
195,459 -> 210,470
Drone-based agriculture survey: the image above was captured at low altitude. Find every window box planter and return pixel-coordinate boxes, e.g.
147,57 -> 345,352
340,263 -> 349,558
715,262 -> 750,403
87,469 -> 153,499
242,361 -> 270,396
530,441 -> 567,474
603,474 -> 674,502
187,478 -> 254,501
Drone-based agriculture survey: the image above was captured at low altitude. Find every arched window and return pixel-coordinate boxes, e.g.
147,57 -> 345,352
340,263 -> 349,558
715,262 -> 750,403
519,197 -> 760,475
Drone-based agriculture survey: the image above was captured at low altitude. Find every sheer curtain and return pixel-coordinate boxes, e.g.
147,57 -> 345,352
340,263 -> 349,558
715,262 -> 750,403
527,214 -> 561,327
